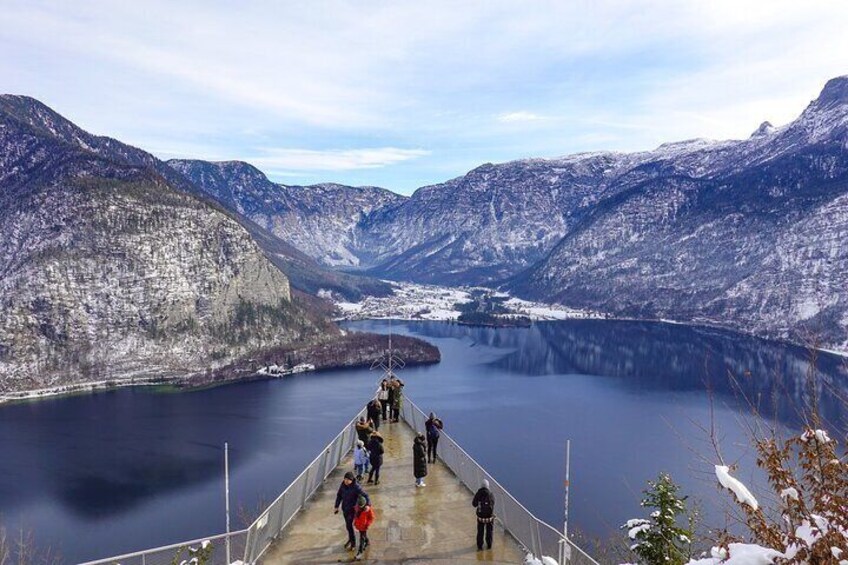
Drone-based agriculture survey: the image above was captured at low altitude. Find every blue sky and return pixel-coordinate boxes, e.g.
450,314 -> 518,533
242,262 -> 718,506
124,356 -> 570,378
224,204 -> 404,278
2,1 -> 848,194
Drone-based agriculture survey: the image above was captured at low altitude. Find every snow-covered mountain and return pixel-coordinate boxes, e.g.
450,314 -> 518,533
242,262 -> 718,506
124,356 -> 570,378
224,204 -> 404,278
167,77 -> 848,352
169,159 -> 406,267
510,76 -> 848,350
0,95 -> 329,393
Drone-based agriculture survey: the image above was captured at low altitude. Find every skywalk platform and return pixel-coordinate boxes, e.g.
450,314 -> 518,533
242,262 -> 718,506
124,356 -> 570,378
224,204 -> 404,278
262,417 -> 526,564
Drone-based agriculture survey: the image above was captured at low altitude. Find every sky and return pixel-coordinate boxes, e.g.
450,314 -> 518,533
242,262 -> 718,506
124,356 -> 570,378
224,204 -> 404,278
2,1 -> 848,194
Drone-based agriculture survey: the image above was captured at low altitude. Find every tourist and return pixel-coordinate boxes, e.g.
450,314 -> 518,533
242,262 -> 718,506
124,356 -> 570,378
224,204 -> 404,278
366,431 -> 384,485
377,380 -> 390,421
413,432 -> 427,487
334,471 -> 370,551
367,397 -> 382,431
353,494 -> 375,561
425,412 -> 443,463
353,440 -> 369,482
391,379 -> 404,422
472,479 -> 495,550
355,416 -> 373,445
386,379 -> 396,422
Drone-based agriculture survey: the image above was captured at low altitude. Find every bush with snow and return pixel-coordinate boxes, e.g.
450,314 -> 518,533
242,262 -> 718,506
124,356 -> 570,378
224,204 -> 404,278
688,426 -> 847,564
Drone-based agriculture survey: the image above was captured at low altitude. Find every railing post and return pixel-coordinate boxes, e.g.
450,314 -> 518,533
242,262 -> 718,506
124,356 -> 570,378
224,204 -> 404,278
243,527 -> 253,564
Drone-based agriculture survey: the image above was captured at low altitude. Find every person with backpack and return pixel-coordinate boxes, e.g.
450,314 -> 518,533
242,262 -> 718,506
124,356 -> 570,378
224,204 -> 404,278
366,430 -> 384,485
353,440 -> 369,482
472,479 -> 495,550
334,472 -> 370,551
424,412 -> 443,463
352,494 -> 375,561
413,433 -> 427,487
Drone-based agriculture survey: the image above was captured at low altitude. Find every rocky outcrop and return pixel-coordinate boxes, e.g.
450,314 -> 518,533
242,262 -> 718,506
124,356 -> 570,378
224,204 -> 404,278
0,96 -> 327,393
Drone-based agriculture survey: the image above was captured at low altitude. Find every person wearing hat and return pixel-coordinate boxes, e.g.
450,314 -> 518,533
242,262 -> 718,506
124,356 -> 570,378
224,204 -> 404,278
356,416 -> 374,444
472,479 -> 495,550
353,439 -> 369,482
413,433 -> 428,487
352,494 -> 375,560
334,472 -> 370,551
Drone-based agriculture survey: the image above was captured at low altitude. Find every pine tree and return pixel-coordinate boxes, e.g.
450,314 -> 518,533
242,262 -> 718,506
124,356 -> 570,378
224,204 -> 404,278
623,473 -> 694,565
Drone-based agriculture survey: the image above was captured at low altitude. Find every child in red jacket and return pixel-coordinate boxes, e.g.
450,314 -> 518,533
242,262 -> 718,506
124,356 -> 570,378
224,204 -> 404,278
353,495 -> 375,560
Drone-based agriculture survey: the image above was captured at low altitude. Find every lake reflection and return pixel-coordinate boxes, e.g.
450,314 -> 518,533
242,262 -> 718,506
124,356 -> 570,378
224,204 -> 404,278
409,320 -> 848,430
0,319 -> 844,562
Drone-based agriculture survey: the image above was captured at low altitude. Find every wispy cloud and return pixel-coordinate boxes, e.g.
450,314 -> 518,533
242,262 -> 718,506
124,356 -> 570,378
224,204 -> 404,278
247,147 -> 431,172
1,0 -> 847,192
496,111 -> 547,123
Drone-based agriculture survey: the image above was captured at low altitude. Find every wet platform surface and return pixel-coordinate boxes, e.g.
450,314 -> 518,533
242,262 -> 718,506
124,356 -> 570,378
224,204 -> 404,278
262,418 -> 526,564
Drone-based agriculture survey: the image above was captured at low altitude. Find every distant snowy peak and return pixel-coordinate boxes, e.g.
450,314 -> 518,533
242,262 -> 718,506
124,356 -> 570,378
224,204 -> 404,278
806,75 -> 848,111
750,121 -> 776,138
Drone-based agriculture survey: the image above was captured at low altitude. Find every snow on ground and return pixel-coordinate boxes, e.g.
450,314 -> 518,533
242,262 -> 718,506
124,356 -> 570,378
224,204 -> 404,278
333,282 -> 473,321
685,543 -> 785,564
332,282 -> 600,322
503,297 -> 602,320
524,554 -> 559,565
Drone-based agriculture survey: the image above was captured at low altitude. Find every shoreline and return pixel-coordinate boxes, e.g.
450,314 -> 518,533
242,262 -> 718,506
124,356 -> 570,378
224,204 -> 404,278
3,317 -> 844,406
332,281 -> 848,358
0,376 -> 174,405
0,332 -> 441,406
338,313 -> 848,359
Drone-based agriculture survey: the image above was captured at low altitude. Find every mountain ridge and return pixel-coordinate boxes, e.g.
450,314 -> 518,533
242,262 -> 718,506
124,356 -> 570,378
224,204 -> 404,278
0,96 -> 332,392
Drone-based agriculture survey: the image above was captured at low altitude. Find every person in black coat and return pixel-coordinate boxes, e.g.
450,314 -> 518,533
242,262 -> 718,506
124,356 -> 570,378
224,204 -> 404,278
413,433 -> 428,487
472,479 -> 495,550
334,471 -> 370,550
366,398 -> 382,431
425,412 -> 443,463
386,381 -> 396,422
366,431 -> 384,484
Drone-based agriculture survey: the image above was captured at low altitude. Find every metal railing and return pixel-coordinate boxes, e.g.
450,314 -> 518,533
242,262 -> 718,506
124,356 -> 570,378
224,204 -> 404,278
241,407 -> 366,563
400,398 -> 599,565
82,396 -> 599,565
79,530 -> 249,565
80,408 -> 365,565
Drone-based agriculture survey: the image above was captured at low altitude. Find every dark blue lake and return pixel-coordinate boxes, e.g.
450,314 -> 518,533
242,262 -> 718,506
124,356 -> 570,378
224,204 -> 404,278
0,320 -> 845,562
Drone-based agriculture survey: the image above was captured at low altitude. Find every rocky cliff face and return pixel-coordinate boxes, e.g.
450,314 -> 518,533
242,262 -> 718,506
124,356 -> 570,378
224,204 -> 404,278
0,96 -> 326,393
168,159 -> 406,267
356,154 -> 635,284
168,159 -> 399,300
510,76 -> 848,351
